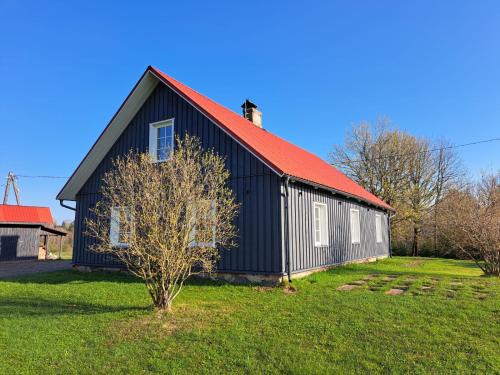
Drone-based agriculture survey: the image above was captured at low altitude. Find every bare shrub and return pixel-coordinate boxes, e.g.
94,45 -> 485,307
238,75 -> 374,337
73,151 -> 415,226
86,135 -> 240,311
438,173 -> 500,276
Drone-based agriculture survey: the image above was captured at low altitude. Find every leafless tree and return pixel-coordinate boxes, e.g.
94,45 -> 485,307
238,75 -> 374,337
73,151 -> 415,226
438,172 -> 500,276
329,120 -> 464,256
430,140 -> 465,254
86,135 -> 240,312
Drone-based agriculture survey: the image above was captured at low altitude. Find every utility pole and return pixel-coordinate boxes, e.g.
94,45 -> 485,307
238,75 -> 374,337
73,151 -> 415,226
3,172 -> 21,205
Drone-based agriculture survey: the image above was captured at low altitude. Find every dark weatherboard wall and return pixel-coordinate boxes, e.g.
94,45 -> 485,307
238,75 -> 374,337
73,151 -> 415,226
74,83 -> 283,274
284,181 -> 389,273
0,225 -> 40,261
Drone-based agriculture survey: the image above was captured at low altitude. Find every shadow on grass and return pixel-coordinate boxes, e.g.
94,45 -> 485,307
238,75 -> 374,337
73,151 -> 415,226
0,296 -> 147,317
2,269 -> 238,288
2,270 -> 143,285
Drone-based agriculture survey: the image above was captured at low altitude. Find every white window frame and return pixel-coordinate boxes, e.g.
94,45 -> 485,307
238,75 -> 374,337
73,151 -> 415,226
313,202 -> 329,247
375,214 -> 382,243
110,207 -> 132,248
149,118 -> 175,162
189,200 -> 217,248
350,208 -> 361,244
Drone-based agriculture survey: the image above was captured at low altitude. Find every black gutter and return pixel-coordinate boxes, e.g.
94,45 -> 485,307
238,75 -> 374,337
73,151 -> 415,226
59,200 -> 76,212
283,176 -> 292,282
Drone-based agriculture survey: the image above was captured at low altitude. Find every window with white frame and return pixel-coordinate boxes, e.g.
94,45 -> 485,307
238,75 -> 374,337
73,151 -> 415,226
149,119 -> 174,162
313,202 -> 328,246
110,207 -> 133,248
189,200 -> 216,248
350,208 -> 361,244
375,214 -> 382,243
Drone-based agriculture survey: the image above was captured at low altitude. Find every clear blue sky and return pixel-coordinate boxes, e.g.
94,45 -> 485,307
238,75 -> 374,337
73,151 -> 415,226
1,1 -> 499,223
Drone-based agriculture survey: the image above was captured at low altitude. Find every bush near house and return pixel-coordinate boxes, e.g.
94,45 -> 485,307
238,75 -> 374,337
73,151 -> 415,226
0,257 -> 498,374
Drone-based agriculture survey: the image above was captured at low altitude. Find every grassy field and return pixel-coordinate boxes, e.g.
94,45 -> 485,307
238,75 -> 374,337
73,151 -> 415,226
0,257 -> 498,374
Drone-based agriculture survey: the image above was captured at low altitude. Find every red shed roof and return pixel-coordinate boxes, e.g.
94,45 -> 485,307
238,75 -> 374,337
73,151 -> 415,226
149,67 -> 392,210
0,205 -> 54,225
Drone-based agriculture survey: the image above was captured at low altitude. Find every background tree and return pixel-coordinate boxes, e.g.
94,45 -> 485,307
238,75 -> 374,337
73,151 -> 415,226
86,135 -> 240,312
329,120 -> 463,256
438,172 -> 500,276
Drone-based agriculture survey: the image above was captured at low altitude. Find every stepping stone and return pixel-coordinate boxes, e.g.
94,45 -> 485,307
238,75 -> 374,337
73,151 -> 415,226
405,276 -> 418,282
393,285 -> 409,290
421,286 -> 433,291
337,284 -> 358,291
363,274 -> 378,280
385,288 -> 405,295
450,282 -> 463,286
350,280 -> 366,285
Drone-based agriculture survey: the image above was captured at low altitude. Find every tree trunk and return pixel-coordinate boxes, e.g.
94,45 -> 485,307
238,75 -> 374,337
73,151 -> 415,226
412,227 -> 419,257
155,290 -> 173,312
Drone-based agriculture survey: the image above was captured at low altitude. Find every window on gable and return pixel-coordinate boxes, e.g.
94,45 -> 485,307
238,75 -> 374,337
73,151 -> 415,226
149,119 -> 174,162
375,214 -> 382,243
350,208 -> 360,244
189,200 -> 216,248
110,207 -> 133,248
313,202 -> 328,246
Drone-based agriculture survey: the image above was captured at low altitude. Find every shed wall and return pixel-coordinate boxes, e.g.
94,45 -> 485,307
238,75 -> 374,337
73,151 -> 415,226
74,83 -> 283,274
0,226 -> 40,261
285,181 -> 389,273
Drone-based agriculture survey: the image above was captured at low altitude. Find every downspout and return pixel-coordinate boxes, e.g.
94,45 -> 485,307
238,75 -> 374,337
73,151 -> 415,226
59,200 -> 76,212
283,176 -> 292,282
388,212 -> 395,258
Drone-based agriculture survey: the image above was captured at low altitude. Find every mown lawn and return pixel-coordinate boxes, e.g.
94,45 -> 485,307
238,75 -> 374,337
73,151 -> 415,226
0,257 -> 498,374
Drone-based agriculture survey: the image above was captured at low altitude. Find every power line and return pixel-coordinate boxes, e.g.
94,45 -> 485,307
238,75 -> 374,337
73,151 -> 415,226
14,175 -> 69,179
334,137 -> 500,164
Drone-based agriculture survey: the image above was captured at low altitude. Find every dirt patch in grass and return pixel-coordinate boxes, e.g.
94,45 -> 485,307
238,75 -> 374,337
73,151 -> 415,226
383,275 -> 398,281
337,284 -> 358,291
283,284 -> 298,294
107,302 -> 235,345
385,288 -> 405,295
403,260 -> 424,268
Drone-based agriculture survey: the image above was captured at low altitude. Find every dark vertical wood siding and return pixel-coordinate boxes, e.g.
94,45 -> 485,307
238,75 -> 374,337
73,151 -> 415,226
74,84 -> 283,274
0,226 -> 40,261
285,182 -> 389,273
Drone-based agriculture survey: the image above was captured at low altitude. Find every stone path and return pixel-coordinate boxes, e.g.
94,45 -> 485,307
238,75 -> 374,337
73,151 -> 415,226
336,274 -> 494,300
0,260 -> 72,279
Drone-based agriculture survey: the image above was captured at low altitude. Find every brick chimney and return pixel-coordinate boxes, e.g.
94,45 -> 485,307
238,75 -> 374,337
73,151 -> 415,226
241,99 -> 262,128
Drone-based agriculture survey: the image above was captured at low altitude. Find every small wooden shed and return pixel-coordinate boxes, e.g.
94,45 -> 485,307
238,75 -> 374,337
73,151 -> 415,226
0,205 -> 66,261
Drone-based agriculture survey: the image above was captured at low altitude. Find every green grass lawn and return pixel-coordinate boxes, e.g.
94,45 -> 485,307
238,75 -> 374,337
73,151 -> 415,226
0,257 -> 498,374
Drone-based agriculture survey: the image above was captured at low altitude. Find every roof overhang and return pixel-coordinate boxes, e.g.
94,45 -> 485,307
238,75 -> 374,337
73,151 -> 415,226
287,175 -> 395,212
0,222 -> 67,236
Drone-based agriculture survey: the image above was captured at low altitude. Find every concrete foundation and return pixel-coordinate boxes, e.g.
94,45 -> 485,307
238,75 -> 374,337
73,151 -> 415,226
73,255 -> 389,285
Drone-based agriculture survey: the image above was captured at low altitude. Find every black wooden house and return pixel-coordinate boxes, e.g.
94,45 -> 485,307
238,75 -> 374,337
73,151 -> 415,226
57,66 -> 393,282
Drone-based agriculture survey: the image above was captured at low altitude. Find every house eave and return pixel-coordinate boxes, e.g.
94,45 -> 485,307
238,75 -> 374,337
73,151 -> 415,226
285,175 -> 395,212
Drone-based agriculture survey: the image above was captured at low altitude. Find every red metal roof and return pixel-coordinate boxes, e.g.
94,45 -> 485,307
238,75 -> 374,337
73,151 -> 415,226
0,205 -> 54,225
150,66 -> 393,210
